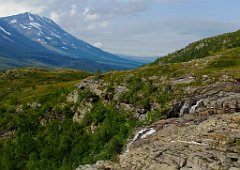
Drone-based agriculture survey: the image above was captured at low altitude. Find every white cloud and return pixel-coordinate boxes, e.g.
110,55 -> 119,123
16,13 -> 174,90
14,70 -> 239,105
83,7 -> 90,15
99,21 -> 109,28
70,4 -> 77,16
84,13 -> 100,21
87,24 -> 96,30
92,42 -> 103,48
50,12 -> 61,23
0,0 -> 45,17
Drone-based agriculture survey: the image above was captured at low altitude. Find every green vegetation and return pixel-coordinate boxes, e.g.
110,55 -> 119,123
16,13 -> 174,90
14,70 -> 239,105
157,30 -> 240,64
0,67 -> 137,170
2,29 -> 240,170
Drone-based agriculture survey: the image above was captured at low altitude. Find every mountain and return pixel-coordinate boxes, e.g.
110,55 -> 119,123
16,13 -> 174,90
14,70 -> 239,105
1,12 -> 141,71
0,19 -> 113,71
117,54 -> 159,64
0,21 -> 120,72
1,30 -> 240,169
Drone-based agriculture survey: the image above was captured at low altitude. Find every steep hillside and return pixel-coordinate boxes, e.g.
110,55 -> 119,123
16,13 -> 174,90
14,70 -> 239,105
1,30 -> 240,170
157,30 -> 240,64
1,12 -> 141,71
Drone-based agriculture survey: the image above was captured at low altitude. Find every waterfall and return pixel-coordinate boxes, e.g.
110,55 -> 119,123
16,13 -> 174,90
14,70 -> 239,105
125,127 -> 156,153
189,100 -> 203,114
180,102 -> 189,116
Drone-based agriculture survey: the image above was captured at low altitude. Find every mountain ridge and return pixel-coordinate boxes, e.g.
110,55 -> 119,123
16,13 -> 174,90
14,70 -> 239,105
1,12 -> 141,71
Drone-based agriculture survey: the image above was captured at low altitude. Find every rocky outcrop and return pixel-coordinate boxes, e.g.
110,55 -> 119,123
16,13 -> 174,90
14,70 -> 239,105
77,78 -> 105,96
67,90 -> 79,104
115,113 -> 240,170
166,82 -> 240,118
74,77 -> 240,169
77,113 -> 240,170
73,102 -> 93,123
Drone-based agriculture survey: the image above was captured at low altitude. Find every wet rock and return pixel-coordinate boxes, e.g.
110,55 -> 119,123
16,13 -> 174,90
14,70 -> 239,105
169,91 -> 240,117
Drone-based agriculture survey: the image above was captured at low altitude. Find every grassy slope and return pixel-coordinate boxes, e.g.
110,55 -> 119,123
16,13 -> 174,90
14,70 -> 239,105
156,30 -> 240,64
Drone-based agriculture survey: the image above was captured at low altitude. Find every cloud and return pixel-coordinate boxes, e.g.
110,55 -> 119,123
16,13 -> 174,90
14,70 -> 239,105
0,0 -> 45,17
92,42 -> 103,48
83,7 -> 90,15
70,4 -> 77,16
50,12 -> 61,23
81,0 -> 151,18
84,13 -> 100,21
99,21 -> 109,28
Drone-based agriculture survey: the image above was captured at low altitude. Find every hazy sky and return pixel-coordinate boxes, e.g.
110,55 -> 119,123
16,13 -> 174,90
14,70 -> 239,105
0,0 -> 240,57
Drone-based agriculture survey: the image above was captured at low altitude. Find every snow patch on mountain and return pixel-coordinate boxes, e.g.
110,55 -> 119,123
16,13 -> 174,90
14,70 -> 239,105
10,19 -> 17,24
0,26 -> 11,35
2,35 -> 15,43
28,13 -> 34,21
20,24 -> 30,30
29,22 -> 42,30
50,31 -> 61,39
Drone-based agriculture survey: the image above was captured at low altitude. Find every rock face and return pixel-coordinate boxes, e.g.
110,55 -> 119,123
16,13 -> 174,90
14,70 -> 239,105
179,92 -> 240,117
77,113 -> 240,170
116,113 -> 240,170
74,78 -> 240,170
167,82 -> 240,118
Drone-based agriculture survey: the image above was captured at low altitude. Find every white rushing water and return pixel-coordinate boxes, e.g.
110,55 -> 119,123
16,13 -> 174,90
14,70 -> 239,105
189,100 -> 203,114
125,127 -> 156,153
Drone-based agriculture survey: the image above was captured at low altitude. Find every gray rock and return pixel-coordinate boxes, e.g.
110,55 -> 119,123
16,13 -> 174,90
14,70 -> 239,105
67,90 -> 78,103
110,113 -> 240,170
73,102 -> 93,123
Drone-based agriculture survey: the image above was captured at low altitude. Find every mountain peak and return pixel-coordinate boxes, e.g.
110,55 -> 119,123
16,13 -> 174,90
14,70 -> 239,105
25,12 -> 53,22
0,12 -> 141,72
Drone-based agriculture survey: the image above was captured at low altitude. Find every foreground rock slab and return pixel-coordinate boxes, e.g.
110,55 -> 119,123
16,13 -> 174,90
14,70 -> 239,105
77,113 -> 240,170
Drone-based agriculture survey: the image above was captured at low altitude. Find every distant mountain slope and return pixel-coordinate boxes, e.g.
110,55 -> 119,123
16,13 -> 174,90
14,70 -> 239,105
0,20 -> 118,72
117,54 -> 158,64
2,12 -> 141,70
0,19 -> 48,58
157,30 -> 240,64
